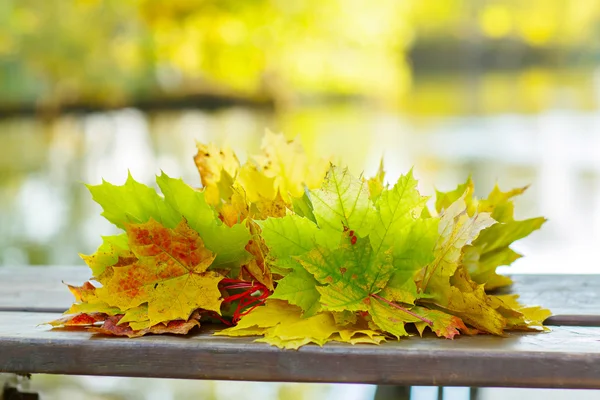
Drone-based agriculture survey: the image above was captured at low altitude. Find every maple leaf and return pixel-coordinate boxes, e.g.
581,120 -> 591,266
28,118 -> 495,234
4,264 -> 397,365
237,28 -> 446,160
269,267 -> 321,317
91,313 -> 202,338
259,214 -> 325,258
490,294 -> 551,331
48,312 -> 109,327
217,187 -> 250,227
237,163 -> 279,203
88,172 -> 252,269
254,130 -> 329,201
465,185 -> 546,289
411,307 -> 469,339
156,173 -> 251,268
242,221 -> 274,290
87,172 -> 181,230
367,295 -> 426,338
299,236 -> 394,312
291,191 -> 317,223
435,177 -> 476,215
80,234 -> 131,278
371,172 -> 438,305
415,195 -> 508,334
432,263 -> 509,335
217,300 -> 386,349
367,158 -> 386,201
311,166 -> 374,237
95,218 -> 223,326
418,195 -> 495,293
193,142 -> 240,205
257,215 -> 326,315
436,180 -> 546,289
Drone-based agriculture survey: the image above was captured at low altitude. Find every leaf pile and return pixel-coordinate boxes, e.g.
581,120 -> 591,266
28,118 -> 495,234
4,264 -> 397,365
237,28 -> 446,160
52,131 -> 550,348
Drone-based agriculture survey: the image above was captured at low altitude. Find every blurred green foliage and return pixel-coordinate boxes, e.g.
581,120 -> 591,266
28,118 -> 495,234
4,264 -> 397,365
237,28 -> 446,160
1,0 -> 600,110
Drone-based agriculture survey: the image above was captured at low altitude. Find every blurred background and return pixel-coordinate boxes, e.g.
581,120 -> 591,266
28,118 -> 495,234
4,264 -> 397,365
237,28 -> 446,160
1,0 -> 600,398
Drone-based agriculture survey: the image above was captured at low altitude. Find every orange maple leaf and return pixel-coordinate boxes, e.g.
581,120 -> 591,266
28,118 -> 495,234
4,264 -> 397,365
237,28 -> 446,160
94,219 -> 224,325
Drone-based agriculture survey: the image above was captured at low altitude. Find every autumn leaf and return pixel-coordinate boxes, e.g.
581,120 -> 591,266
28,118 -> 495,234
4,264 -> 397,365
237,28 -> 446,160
242,221 -> 274,290
87,172 -> 181,230
435,177 -> 475,215
299,236 -> 394,312
370,171 -> 428,256
95,218 -> 223,326
253,130 -> 329,201
237,163 -> 278,203
437,180 -> 546,289
194,142 -> 240,205
270,266 -> 321,317
418,195 -> 495,293
490,294 -> 551,331
91,313 -> 202,338
371,172 -> 438,305
465,185 -> 546,289
367,158 -> 386,201
217,300 -> 386,349
411,307 -> 469,339
311,166 -> 374,237
257,215 -> 326,315
80,234 -> 131,278
258,214 -> 325,258
156,173 -> 251,268
48,312 -> 108,327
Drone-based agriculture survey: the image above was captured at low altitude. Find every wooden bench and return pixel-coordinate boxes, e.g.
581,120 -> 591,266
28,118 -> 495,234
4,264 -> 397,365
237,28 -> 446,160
1,267 -> 599,393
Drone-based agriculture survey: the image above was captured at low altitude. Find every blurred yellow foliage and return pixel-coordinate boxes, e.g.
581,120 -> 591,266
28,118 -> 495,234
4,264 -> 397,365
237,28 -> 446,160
1,0 -> 600,108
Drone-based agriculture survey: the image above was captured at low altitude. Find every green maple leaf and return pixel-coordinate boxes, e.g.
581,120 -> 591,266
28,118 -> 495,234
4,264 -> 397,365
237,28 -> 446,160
371,172 -> 439,304
258,214 -> 325,258
291,191 -> 317,223
270,267 -> 321,317
370,171 -> 428,255
435,177 -> 474,214
367,158 -> 386,201
88,173 -> 251,269
466,185 -> 546,289
298,236 -> 394,312
258,214 -> 331,316
87,172 -> 181,229
311,166 -> 374,237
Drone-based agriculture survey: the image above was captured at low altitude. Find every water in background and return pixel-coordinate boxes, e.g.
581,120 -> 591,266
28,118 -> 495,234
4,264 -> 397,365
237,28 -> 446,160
2,70 -> 600,273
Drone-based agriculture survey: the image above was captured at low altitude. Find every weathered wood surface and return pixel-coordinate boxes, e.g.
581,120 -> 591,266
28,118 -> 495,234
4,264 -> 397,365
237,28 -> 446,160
1,312 -> 600,388
0,266 -> 89,312
0,267 -> 598,318
502,274 -> 600,317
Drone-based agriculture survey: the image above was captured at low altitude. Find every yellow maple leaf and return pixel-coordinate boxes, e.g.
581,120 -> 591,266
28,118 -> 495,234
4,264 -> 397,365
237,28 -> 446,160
418,195 -> 495,292
249,130 -> 329,201
241,222 -> 274,290
194,142 -> 240,205
95,219 -> 224,326
216,299 -> 387,349
491,294 -> 551,331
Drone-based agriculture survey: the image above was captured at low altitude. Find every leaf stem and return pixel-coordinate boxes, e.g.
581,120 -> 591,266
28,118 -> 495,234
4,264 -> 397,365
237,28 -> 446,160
370,293 -> 433,326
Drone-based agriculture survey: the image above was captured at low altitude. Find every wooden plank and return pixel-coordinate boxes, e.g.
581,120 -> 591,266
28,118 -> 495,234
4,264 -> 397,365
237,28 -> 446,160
1,267 -> 598,317
0,266 -> 89,312
1,312 -> 600,388
501,274 -> 600,317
